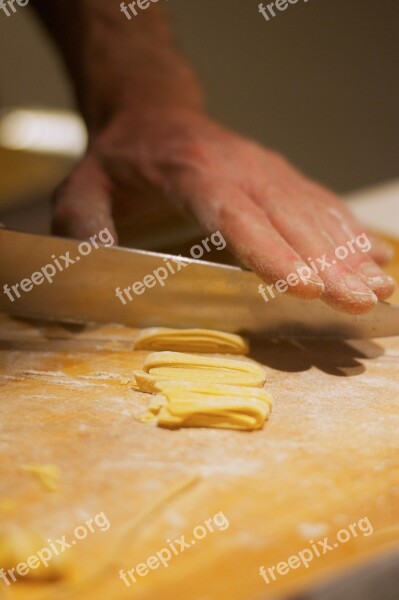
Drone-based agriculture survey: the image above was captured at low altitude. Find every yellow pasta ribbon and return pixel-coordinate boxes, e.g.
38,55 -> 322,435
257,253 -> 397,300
149,381 -> 273,431
135,351 -> 266,390
134,327 -> 249,354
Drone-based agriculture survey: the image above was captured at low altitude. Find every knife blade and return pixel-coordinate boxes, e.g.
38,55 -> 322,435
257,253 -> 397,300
1,229 -> 398,339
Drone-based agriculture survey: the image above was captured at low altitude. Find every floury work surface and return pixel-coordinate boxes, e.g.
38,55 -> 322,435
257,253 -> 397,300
0,308 -> 398,599
0,238 -> 398,600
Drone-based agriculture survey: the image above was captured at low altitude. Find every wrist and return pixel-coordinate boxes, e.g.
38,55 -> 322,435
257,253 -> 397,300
33,1 -> 204,132
80,77 -> 205,135
72,7 -> 204,131
88,106 -> 215,154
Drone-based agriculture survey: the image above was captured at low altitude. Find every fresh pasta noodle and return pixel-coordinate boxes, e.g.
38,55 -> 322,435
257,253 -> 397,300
134,327 -> 249,354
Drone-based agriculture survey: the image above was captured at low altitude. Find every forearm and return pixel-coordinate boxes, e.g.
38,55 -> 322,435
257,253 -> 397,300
31,0 -> 204,131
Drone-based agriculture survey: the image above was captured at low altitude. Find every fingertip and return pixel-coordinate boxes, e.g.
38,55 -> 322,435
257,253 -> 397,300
353,263 -> 396,301
365,275 -> 396,302
322,275 -> 379,315
51,158 -> 116,242
369,235 -> 395,266
286,279 -> 325,300
285,262 -> 325,299
52,194 -> 117,242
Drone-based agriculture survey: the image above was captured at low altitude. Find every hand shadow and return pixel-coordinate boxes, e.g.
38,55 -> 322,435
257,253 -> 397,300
0,318 -> 386,378
248,336 -> 384,377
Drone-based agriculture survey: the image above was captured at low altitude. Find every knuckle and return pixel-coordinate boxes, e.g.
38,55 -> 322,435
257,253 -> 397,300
174,138 -> 212,168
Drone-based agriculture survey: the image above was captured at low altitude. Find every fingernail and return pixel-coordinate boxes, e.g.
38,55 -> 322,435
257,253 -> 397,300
344,275 -> 378,302
361,263 -> 387,285
361,263 -> 384,277
309,277 -> 325,289
295,262 -> 325,289
360,264 -> 396,288
379,241 -> 395,261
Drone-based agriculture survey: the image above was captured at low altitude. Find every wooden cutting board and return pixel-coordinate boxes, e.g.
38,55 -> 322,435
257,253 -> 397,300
0,242 -> 398,600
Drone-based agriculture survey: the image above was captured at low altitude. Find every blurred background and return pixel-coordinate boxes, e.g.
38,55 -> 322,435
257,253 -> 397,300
0,0 -> 398,238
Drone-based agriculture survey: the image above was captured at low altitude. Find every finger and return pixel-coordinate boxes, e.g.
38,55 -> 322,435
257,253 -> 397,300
301,183 -> 395,266
325,204 -> 394,266
313,207 -> 396,301
261,193 -> 379,314
174,177 -> 325,300
366,233 -> 394,266
52,155 -> 117,242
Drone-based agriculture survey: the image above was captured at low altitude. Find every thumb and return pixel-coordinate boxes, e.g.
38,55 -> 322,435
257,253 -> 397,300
52,155 -> 118,243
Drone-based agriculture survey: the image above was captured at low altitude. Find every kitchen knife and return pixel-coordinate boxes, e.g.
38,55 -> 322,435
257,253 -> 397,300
1,228 -> 399,339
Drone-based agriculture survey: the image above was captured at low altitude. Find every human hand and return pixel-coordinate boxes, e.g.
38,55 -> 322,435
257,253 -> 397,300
52,109 -> 395,314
